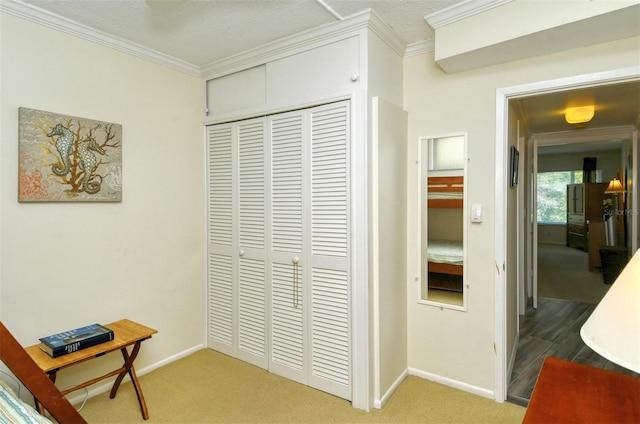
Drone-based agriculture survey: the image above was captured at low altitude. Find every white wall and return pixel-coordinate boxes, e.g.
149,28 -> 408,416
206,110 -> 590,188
371,97 -> 407,406
538,149 -> 622,181
0,13 -> 203,392
405,35 -> 640,395
365,26 -> 407,408
433,0 -> 639,73
538,224 -> 566,245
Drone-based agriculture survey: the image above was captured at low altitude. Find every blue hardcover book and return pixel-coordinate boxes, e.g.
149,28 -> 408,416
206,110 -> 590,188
39,323 -> 114,358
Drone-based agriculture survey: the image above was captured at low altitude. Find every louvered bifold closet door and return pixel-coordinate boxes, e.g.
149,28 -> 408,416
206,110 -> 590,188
207,118 -> 268,369
309,101 -> 351,400
269,111 -> 307,384
207,124 -> 235,356
208,101 -> 351,399
236,119 -> 268,369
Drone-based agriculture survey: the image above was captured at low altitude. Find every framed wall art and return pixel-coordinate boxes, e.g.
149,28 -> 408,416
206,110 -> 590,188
510,145 -> 519,188
18,107 -> 122,202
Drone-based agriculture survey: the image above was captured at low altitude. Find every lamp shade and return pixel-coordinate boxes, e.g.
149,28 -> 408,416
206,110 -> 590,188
565,106 -> 594,124
581,250 -> 640,373
605,177 -> 626,194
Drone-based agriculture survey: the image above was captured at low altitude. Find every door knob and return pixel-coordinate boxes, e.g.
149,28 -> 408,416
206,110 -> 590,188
239,250 -> 245,257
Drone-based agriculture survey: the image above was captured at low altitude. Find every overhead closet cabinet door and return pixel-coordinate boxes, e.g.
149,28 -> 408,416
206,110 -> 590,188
206,101 -> 351,400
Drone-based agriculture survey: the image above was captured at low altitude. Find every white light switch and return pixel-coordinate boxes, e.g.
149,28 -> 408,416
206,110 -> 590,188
471,204 -> 483,223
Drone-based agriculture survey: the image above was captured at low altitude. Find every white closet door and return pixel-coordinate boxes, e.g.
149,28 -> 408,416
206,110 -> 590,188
268,111 -> 307,384
309,102 -> 351,399
207,118 -> 268,368
236,119 -> 268,368
207,124 -> 235,356
268,101 -> 351,398
207,101 -> 351,400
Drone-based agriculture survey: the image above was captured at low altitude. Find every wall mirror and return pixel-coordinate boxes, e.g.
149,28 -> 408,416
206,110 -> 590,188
419,134 -> 467,310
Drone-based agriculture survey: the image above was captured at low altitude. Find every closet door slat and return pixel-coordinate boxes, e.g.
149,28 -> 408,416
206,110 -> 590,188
208,126 -> 233,246
238,121 -> 266,249
310,104 -> 349,257
271,115 -> 303,253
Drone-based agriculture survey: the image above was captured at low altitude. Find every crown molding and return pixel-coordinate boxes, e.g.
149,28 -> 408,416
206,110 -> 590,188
366,8 -> 406,57
200,11 -> 369,79
0,0 -> 201,76
404,39 -> 435,57
425,0 -> 513,29
2,0 -> 414,77
201,9 -> 406,80
533,125 -> 637,145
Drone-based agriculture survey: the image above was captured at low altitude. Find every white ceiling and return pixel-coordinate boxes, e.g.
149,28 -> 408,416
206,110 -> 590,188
518,80 -> 640,136
5,0 -> 640,139
15,0 -> 465,68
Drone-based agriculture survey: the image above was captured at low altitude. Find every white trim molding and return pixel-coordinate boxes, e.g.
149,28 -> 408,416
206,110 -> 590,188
408,367 -> 494,400
201,9 -> 405,80
494,65 -> 640,402
425,0 -> 513,29
533,125 -> 637,146
374,369 -> 408,409
1,0 -> 413,77
405,39 -> 435,57
0,0 -> 201,76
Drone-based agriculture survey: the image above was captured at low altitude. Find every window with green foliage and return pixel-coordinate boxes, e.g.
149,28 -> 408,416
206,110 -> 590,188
537,171 -> 583,223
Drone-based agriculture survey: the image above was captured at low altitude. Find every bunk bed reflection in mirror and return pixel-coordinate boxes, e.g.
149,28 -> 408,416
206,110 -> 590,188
419,134 -> 467,309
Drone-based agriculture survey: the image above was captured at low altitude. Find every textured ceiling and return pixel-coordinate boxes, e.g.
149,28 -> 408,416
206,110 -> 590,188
519,81 -> 640,136
8,0 -> 640,137
19,0 -> 464,68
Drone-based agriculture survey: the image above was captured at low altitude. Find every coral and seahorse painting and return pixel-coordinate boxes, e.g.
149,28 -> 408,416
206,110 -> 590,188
18,107 -> 122,202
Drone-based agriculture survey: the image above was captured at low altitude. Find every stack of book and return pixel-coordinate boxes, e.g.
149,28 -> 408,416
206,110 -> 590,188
39,323 -> 114,358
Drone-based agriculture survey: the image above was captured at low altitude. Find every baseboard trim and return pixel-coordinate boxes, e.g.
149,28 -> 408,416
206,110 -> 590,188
374,369 -> 408,409
407,367 -> 494,400
65,344 -> 205,406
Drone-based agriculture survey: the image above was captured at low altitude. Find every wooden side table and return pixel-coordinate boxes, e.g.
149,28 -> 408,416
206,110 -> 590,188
26,319 -> 157,420
523,357 -> 640,423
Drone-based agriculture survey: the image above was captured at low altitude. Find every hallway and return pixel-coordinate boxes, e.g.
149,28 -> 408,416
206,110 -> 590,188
507,245 -> 638,406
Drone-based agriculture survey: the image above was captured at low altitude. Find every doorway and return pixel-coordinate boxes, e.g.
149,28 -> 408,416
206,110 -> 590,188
509,130 -> 638,404
529,125 -> 637,309
494,67 -> 640,403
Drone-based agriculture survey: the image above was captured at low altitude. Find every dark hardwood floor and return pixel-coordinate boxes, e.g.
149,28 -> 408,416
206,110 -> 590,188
507,296 -> 639,406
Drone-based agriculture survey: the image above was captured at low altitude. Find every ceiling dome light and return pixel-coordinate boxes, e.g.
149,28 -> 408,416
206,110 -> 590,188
565,105 -> 595,124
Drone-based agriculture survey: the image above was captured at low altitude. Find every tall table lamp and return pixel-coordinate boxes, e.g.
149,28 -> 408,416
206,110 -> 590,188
604,177 -> 626,246
605,177 -> 626,196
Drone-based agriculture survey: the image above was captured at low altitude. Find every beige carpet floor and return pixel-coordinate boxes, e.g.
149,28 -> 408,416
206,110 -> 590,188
78,349 -> 525,423
537,243 -> 610,304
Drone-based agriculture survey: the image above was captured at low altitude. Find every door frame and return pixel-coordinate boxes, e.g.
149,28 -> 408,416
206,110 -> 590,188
494,65 -> 640,401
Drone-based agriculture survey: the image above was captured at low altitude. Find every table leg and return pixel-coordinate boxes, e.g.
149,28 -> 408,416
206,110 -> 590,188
109,341 -> 149,420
